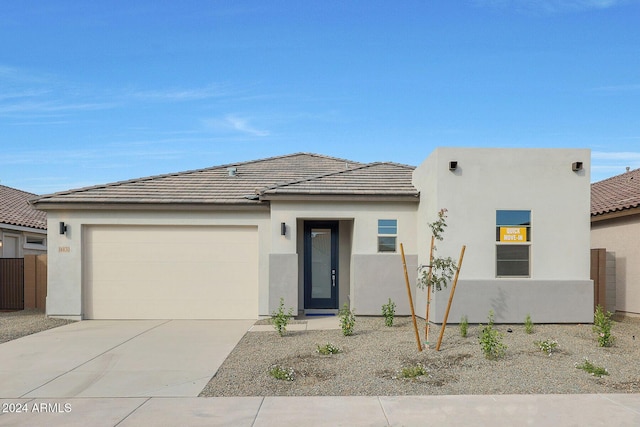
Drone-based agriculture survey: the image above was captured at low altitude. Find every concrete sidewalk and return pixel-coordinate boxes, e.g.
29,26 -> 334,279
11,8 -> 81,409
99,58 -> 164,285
1,394 -> 639,426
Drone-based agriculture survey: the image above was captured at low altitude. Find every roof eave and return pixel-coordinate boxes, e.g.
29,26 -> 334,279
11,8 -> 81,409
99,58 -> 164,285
0,222 -> 47,233
591,206 -> 640,222
31,201 -> 270,212
260,193 -> 420,203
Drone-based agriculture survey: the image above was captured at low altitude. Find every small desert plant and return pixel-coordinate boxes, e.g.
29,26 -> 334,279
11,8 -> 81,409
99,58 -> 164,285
576,358 -> 608,378
339,303 -> 356,336
478,310 -> 506,360
316,343 -> 342,355
593,305 -> 614,347
271,297 -> 294,337
382,298 -> 396,327
459,315 -> 469,338
536,339 -> 558,356
400,363 -> 427,379
524,314 -> 534,334
268,364 -> 295,381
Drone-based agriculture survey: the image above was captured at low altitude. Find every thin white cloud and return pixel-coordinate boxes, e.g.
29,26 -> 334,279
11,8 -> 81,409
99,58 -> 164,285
227,115 -> 270,136
0,65 -> 115,118
0,101 -> 115,115
0,64 -> 60,87
473,0 -> 633,13
592,151 -> 640,161
8,120 -> 70,126
0,65 -> 241,122
0,89 -> 51,101
128,84 -> 235,102
0,144 -> 189,170
203,114 -> 270,137
591,151 -> 640,181
591,84 -> 640,92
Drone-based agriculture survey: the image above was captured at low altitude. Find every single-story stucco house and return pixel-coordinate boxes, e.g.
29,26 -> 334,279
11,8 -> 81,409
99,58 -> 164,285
591,167 -> 640,317
1,185 -> 47,258
32,147 -> 593,323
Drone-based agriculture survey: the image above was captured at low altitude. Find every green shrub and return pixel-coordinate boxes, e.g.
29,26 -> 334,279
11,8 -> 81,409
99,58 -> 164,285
316,343 -> 342,355
268,364 -> 295,381
271,297 -> 294,337
524,314 -> 534,334
536,339 -> 558,356
339,303 -> 356,336
593,305 -> 614,347
400,363 -> 427,379
459,315 -> 468,338
576,358 -> 608,378
382,298 -> 396,327
478,310 -> 506,360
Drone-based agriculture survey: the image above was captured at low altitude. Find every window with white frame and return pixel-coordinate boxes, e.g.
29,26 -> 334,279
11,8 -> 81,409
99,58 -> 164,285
378,219 -> 397,253
24,234 -> 46,250
496,210 -> 530,277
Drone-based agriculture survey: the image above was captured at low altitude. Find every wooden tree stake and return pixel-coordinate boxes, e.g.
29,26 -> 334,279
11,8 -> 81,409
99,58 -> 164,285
424,235 -> 435,345
436,245 -> 466,351
401,243 -> 422,352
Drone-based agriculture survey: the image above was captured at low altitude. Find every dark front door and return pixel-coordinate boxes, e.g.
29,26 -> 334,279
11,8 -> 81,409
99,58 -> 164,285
304,221 -> 338,309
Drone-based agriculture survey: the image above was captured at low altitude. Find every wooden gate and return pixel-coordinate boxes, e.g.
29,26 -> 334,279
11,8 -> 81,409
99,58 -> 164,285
0,258 -> 24,310
590,248 -> 606,310
24,255 -> 47,310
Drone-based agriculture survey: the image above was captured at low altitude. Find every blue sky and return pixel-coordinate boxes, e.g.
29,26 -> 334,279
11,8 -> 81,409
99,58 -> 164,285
1,0 -> 639,195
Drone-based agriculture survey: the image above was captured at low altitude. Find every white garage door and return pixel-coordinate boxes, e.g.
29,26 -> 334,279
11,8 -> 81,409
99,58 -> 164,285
83,225 -> 258,319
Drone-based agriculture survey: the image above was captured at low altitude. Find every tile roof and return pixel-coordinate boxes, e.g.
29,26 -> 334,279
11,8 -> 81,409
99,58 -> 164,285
34,153 -> 417,208
591,167 -> 640,216
261,162 -> 418,198
0,185 -> 47,230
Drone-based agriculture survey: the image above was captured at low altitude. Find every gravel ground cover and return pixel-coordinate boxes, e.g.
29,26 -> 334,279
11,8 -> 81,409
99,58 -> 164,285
0,309 -> 74,344
201,315 -> 640,396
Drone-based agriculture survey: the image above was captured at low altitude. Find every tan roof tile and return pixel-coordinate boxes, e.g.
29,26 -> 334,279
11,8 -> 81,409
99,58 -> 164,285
591,168 -> 640,216
261,162 -> 418,198
33,153 -> 382,206
34,153 -> 419,208
0,185 -> 47,230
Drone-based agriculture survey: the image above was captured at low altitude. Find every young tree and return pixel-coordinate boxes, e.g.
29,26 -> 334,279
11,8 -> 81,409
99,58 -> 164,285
417,208 -> 458,344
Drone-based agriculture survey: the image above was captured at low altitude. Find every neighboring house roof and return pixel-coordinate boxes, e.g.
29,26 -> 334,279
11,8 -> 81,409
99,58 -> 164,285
0,185 -> 47,230
32,153 -> 418,209
591,167 -> 640,218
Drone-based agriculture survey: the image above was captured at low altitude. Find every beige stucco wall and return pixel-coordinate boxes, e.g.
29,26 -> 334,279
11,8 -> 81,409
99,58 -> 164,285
270,200 -> 419,315
270,201 -> 419,255
45,209 -> 270,319
592,215 -> 640,316
413,147 -> 593,323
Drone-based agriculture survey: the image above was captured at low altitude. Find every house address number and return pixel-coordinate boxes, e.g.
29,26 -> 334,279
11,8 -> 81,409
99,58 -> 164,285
58,246 -> 71,253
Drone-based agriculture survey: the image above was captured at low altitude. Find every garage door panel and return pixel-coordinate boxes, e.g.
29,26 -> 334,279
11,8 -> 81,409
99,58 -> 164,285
90,242 -> 256,264
84,225 -> 258,319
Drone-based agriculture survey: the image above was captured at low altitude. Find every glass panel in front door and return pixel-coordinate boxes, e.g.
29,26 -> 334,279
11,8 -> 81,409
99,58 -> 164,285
311,228 -> 332,299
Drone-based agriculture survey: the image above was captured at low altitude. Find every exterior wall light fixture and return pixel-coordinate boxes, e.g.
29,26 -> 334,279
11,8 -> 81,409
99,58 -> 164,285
572,162 -> 583,172
449,161 -> 458,171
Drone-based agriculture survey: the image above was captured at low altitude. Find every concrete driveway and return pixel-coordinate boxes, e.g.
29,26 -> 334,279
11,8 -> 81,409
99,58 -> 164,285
0,319 -> 254,398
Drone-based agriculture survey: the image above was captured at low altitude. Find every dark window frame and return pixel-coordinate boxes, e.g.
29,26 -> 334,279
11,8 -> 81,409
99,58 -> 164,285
496,210 -> 531,278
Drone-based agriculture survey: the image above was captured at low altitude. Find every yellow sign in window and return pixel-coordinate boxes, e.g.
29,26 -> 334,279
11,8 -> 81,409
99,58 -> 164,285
500,227 -> 527,242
